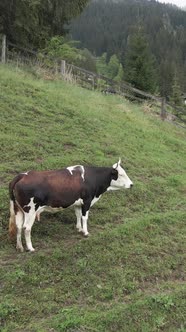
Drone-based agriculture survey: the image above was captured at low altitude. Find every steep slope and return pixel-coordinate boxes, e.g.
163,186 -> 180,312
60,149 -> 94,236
0,65 -> 186,331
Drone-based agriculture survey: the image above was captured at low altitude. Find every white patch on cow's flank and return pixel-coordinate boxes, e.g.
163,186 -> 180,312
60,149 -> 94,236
66,165 -> 85,181
73,198 -> 84,206
23,197 -> 36,214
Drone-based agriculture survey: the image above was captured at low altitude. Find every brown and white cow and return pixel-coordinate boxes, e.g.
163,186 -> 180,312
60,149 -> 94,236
9,160 -> 133,252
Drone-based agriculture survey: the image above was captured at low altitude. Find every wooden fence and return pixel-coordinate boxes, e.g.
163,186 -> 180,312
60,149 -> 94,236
1,35 -> 186,128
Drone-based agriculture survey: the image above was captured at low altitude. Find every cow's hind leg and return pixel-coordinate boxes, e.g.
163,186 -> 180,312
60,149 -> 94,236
23,212 -> 36,252
74,206 -> 83,233
15,210 -> 24,252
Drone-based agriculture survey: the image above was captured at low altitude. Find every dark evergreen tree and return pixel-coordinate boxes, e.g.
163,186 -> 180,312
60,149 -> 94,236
124,28 -> 157,93
79,48 -> 97,72
96,53 -> 108,76
170,72 -> 183,107
158,59 -> 174,98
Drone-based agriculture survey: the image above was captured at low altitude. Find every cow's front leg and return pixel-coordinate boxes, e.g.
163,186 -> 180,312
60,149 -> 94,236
81,210 -> 89,237
74,207 -> 83,233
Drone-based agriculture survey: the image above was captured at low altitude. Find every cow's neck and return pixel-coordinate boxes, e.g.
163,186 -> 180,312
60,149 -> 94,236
92,167 -> 114,197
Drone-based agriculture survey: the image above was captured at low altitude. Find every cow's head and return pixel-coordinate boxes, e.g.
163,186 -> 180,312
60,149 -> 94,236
109,159 -> 133,190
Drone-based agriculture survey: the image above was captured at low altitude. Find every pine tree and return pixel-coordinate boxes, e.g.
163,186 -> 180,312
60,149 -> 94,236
79,48 -> 97,72
170,73 -> 182,107
96,53 -> 108,76
107,54 -> 120,79
124,28 -> 157,93
158,59 -> 174,98
114,63 -> 124,82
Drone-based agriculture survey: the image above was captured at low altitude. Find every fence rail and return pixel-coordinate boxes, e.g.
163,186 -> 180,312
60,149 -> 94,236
1,35 -> 186,128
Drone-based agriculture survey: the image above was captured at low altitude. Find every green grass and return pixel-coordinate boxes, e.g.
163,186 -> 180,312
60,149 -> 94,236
0,64 -> 186,331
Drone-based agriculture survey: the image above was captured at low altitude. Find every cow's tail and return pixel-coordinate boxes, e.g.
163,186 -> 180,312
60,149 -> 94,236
8,173 -> 24,239
9,200 -> 17,240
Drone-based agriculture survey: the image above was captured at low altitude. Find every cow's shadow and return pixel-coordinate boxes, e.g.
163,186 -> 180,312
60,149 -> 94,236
32,209 -> 76,238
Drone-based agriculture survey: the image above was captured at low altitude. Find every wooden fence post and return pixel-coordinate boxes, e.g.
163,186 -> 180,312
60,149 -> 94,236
1,34 -> 6,64
61,60 -> 66,76
161,97 -> 166,120
92,76 -> 95,90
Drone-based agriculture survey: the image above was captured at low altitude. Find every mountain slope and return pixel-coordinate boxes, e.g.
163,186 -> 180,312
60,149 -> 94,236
0,65 -> 186,332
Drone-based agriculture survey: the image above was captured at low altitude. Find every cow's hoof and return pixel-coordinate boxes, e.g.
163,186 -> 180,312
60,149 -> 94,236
84,232 -> 89,237
27,247 -> 35,252
16,246 -> 24,252
77,228 -> 83,233
16,247 -> 24,252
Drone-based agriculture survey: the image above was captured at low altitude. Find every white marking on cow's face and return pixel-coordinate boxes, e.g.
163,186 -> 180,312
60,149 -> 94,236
108,160 -> 133,191
66,165 -> 85,181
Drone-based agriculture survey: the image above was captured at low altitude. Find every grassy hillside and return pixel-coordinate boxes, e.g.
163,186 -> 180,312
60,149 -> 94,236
0,64 -> 186,332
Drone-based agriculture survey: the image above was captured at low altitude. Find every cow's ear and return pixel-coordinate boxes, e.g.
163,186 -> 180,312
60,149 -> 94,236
114,158 -> 121,169
111,168 -> 118,180
113,158 -> 121,169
